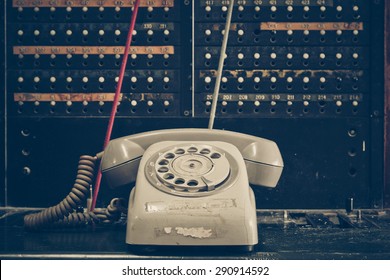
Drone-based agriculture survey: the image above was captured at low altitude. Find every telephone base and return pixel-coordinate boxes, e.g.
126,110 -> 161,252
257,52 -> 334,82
127,244 -> 255,255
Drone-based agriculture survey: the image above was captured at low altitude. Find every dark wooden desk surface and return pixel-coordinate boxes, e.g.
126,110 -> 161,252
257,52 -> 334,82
1,208 -> 390,259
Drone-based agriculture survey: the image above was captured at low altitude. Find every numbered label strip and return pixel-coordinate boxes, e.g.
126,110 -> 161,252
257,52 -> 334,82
14,93 -> 175,101
14,93 -> 122,102
12,0 -> 174,8
200,0 -> 334,7
204,93 -> 363,102
260,22 -> 364,31
210,22 -> 363,32
13,46 -> 175,55
13,0 -> 174,7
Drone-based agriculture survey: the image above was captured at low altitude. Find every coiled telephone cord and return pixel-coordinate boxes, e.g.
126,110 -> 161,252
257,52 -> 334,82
24,155 -> 98,230
93,198 -> 127,223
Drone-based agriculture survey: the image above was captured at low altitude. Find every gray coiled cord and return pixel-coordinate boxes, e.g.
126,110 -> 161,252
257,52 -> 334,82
24,155 -> 98,230
93,198 -> 127,223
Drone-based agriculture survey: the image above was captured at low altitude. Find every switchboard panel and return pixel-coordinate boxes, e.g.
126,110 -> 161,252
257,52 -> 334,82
3,0 -> 386,209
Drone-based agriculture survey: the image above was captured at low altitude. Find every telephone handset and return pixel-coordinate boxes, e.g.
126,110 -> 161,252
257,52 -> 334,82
101,128 -> 283,251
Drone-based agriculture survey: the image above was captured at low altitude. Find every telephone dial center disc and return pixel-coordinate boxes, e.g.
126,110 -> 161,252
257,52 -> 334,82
145,143 -> 238,197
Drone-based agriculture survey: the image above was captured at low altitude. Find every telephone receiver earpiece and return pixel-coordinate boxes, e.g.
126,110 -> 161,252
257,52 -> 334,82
101,128 -> 283,189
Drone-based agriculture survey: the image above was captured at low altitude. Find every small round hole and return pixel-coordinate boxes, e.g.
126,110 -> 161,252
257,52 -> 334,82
200,149 -> 210,154
348,129 -> 357,137
349,168 -> 357,177
210,153 -> 221,159
348,148 -> 357,157
21,129 -> 30,137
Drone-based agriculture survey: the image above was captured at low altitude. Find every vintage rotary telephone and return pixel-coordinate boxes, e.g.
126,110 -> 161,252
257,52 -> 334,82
23,128 -> 283,252
23,0 -> 283,252
101,128 -> 283,250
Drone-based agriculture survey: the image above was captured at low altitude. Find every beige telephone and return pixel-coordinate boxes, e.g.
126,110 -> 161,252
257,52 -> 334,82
101,128 -> 283,251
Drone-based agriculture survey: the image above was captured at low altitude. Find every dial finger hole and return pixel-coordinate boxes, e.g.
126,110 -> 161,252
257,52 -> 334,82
187,180 -> 199,187
200,148 -> 210,154
210,153 -> 221,159
164,153 -> 175,159
174,178 -> 185,184
163,173 -> 175,180
158,159 -> 169,165
175,148 -> 185,154
158,166 -> 169,173
187,147 -> 198,153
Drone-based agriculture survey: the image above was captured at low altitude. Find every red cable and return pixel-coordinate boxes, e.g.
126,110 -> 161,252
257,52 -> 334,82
91,0 -> 141,211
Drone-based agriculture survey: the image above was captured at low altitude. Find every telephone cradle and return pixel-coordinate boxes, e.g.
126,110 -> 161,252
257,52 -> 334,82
101,129 -> 284,252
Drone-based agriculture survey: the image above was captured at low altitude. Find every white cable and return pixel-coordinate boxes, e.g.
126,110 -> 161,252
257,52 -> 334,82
208,0 -> 235,129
